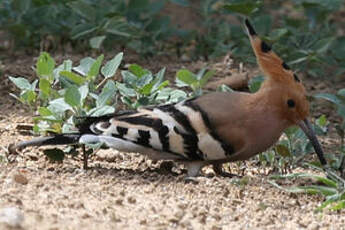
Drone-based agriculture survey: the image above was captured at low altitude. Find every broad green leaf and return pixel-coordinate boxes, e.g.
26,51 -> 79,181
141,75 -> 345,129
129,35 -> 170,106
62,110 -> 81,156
88,55 -> 104,78
275,144 -> 291,157
65,85 -> 81,107
136,74 -> 153,88
224,1 -> 261,16
39,78 -> 51,97
129,64 -> 149,78
116,82 -> 136,97
200,70 -> 215,87
101,52 -> 123,79
97,80 -> 116,107
316,115 -> 327,127
38,107 -> 53,116
168,89 -> 187,103
53,60 -> 73,81
48,98 -> 73,114
79,84 -> 89,105
157,80 -> 169,90
314,93 -> 342,106
176,69 -> 197,85
60,71 -> 87,85
151,68 -> 168,93
154,68 -> 166,85
20,90 -> 36,104
248,75 -> 264,93
330,200 -> 345,211
88,106 -> 115,116
68,1 -> 96,21
9,76 -> 32,90
31,80 -> 38,91
140,83 -> 154,96
312,37 -> 334,54
73,57 -> 95,76
36,52 -> 55,80
196,68 -> 207,80
121,71 -> 138,85
33,116 -> 62,123
338,88 -> 345,97
89,36 -> 106,49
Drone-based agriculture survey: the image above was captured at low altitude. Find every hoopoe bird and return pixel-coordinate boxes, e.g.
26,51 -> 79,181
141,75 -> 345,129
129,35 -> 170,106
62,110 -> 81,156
10,19 -> 327,178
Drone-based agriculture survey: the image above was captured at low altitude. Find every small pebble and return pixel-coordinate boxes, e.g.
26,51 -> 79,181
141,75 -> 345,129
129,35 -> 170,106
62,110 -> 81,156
128,196 -> 136,204
13,173 -> 28,185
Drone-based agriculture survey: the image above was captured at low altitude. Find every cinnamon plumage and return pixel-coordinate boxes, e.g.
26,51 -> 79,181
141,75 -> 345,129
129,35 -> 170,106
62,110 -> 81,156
10,19 -> 327,177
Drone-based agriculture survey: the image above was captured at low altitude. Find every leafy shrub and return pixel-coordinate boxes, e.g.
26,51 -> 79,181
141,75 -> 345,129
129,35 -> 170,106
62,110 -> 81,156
1,0 -> 345,77
9,51 -> 186,135
175,68 -> 215,96
118,64 -> 187,109
0,0 -> 186,55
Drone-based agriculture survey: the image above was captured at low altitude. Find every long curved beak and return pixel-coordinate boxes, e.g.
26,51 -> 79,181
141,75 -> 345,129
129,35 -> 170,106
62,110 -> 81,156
298,119 -> 327,166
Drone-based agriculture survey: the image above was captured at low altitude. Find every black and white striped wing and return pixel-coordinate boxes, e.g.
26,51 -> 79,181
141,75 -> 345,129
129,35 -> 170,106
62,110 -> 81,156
79,99 -> 234,161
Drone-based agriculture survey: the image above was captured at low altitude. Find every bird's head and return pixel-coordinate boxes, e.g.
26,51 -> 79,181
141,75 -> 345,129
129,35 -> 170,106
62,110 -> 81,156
244,19 -> 327,166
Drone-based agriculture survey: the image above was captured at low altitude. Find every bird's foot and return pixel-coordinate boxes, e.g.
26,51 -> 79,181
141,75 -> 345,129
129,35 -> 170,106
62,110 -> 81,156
183,161 -> 208,183
212,163 -> 241,178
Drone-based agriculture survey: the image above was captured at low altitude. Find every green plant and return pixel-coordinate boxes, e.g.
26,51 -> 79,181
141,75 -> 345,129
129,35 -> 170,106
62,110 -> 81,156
0,0 -> 187,55
175,67 -> 215,96
269,164 -> 345,211
9,51 -> 190,136
9,52 -> 122,134
220,0 -> 343,77
9,51 -> 189,161
118,64 -> 187,109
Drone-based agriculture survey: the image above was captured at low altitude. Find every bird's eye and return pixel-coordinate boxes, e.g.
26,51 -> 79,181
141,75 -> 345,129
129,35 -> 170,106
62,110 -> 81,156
287,99 -> 295,108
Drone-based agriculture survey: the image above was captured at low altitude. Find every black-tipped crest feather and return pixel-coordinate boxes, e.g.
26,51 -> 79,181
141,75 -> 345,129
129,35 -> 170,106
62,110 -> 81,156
245,19 -> 257,36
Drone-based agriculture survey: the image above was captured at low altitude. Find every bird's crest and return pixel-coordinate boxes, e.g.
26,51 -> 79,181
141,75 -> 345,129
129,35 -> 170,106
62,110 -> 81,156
244,19 -> 300,84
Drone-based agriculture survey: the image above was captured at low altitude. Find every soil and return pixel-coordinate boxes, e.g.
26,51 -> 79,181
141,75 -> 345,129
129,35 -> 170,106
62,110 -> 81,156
0,48 -> 345,230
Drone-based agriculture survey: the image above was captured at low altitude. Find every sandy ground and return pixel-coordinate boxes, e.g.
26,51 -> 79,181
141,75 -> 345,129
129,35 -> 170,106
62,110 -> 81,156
0,53 -> 345,230
1,150 -> 345,230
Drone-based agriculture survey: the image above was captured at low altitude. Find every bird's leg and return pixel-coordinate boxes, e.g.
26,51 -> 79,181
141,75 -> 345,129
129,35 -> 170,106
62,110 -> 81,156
212,163 -> 240,178
184,161 -> 207,183
82,144 -> 88,170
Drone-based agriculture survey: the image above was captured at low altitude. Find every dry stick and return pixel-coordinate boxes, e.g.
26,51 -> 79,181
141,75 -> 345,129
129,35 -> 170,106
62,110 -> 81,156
82,144 -> 88,170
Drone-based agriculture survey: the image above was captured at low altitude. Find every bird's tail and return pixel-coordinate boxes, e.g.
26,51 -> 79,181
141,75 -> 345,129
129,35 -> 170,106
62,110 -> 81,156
9,133 -> 81,154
